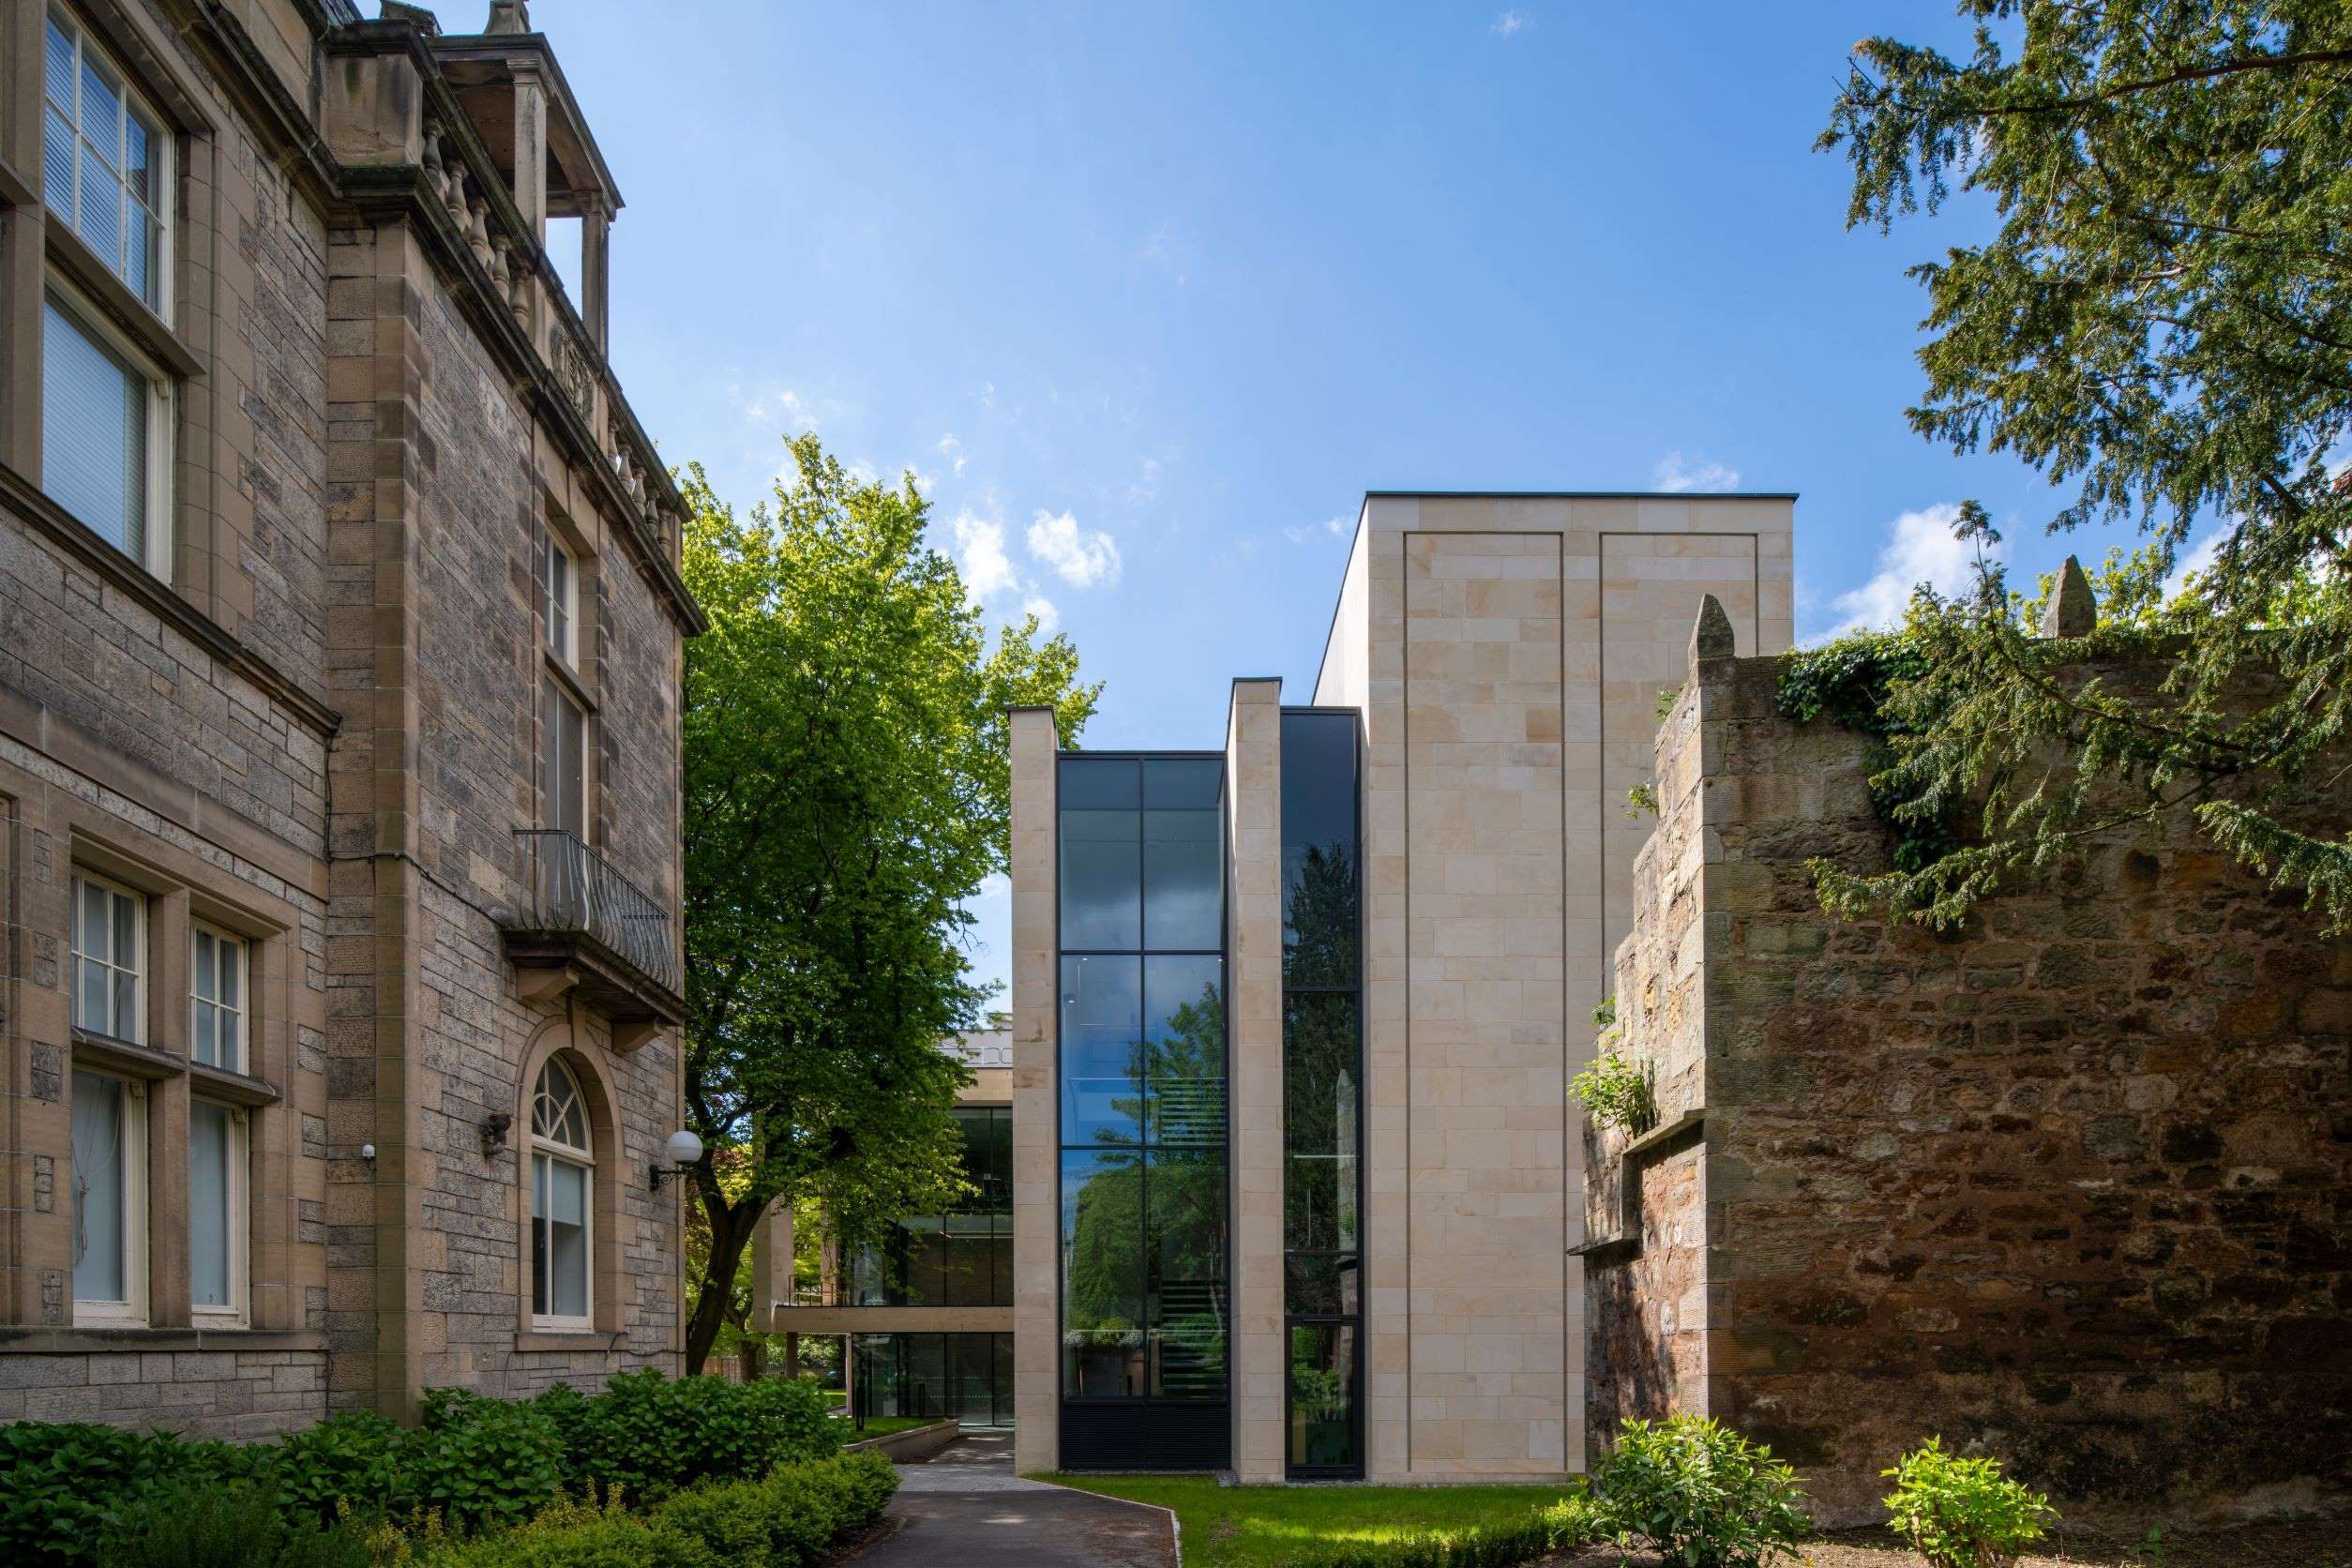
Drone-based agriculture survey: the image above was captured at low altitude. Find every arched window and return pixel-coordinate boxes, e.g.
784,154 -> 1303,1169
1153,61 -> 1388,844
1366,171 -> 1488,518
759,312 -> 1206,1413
530,1057 -> 593,1329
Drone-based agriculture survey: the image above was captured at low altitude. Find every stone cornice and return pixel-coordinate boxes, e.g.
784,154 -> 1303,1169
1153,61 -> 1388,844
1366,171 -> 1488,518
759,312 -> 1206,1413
334,163 -> 707,637
324,22 -> 705,638
173,8 -> 705,639
0,465 -> 342,740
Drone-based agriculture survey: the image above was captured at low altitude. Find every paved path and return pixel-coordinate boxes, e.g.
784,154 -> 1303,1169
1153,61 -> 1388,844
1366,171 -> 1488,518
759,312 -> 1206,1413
847,1431 -> 1177,1567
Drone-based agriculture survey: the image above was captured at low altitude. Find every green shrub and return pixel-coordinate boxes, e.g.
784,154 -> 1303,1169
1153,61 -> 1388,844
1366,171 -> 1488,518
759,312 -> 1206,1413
1293,1495 -> 1599,1568
414,1455 -> 897,1568
0,1423 -> 255,1566
1591,1414 -> 1811,1568
654,1450 -> 896,1567
1,1375 -> 843,1564
98,1482 -> 374,1568
266,1410 -> 406,1525
400,1388 -> 566,1532
1881,1438 -> 2055,1568
542,1372 -> 839,1503
411,1496 -> 714,1568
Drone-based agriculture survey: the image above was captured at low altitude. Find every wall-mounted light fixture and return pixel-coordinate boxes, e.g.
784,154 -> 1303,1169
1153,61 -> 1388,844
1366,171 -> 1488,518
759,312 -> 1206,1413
648,1128 -> 704,1192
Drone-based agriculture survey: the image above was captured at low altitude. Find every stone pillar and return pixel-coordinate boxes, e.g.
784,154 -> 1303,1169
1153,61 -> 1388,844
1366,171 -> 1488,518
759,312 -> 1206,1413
580,201 -> 612,353
1226,679 -> 1286,1479
324,219 -> 433,1422
1007,707 -> 1060,1472
750,1200 -> 792,1321
510,65 -> 549,247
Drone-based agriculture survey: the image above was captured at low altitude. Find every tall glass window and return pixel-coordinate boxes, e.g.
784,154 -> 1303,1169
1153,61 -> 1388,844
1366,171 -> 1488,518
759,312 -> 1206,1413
851,1105 -> 1012,1307
1280,712 -> 1362,1476
1057,755 -> 1228,1410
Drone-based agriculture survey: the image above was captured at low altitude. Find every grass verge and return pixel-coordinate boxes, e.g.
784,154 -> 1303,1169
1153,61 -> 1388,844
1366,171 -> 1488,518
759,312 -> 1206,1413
845,1414 -> 948,1441
1038,1473 -> 1585,1568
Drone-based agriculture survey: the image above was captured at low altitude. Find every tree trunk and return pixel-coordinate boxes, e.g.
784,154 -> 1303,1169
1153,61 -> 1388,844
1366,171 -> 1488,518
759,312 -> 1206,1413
685,1186 -> 762,1375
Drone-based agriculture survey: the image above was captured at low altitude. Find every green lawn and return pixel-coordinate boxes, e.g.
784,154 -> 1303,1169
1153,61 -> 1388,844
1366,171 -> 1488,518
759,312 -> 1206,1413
1038,1474 -> 1583,1567
846,1413 -> 950,1441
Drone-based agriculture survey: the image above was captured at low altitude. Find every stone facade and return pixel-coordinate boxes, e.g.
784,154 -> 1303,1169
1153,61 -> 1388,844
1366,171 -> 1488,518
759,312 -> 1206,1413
1316,493 -> 1794,1480
0,0 -> 699,1436
1591,619 -> 2352,1525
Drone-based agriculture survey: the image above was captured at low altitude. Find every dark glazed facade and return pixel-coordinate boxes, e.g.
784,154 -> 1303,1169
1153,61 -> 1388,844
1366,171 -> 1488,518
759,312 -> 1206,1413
1278,709 -> 1364,1476
1056,753 -> 1230,1469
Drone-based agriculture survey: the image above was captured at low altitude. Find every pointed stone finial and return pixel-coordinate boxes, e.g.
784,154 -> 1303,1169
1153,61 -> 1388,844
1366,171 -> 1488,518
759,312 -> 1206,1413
485,0 -> 530,34
2041,554 -> 2097,639
1689,593 -> 1736,664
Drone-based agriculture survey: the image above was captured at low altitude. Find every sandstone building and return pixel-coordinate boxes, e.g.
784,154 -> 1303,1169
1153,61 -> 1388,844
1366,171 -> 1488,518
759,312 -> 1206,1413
0,0 -> 700,1435
1005,492 -> 1797,1478
1587,605 -> 2352,1524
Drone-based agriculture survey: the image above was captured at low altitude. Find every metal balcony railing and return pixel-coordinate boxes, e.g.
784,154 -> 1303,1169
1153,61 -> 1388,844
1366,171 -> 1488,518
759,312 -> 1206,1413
510,829 -> 681,1001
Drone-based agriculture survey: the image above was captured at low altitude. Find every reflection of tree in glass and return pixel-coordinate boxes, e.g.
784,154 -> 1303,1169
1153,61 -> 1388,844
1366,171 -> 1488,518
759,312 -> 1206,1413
1064,1152 -> 1142,1336
1067,982 -> 1229,1392
1284,841 -> 1358,988
1290,1325 -> 1350,1422
1284,993 -> 1357,1253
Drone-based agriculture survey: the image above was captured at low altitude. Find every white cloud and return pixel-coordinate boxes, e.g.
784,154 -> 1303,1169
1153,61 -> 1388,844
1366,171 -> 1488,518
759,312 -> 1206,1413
1653,451 -> 1741,493
1817,503 -> 1995,639
1282,515 -> 1352,546
743,387 -> 818,431
1026,509 -> 1123,589
937,433 -> 968,475
2164,532 -> 2224,598
1492,8 -> 1530,35
1020,594 -> 1061,634
952,512 -> 1019,602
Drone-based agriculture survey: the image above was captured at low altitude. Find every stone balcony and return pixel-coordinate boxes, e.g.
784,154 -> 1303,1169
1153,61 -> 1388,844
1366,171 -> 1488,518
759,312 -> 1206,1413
502,829 -> 686,1048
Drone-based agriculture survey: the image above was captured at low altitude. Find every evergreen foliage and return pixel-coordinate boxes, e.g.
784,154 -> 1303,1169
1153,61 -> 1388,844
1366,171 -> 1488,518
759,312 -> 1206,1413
1812,1 -> 2352,929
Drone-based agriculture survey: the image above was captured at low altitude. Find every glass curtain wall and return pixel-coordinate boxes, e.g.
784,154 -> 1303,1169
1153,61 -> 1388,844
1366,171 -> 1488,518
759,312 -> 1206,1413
1280,711 -> 1363,1476
852,1333 -> 1015,1426
851,1106 -> 1012,1306
1057,756 -> 1229,1421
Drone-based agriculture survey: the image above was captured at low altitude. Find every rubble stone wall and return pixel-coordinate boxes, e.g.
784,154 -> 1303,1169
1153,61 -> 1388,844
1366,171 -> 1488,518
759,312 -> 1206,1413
1593,644 -> 2352,1527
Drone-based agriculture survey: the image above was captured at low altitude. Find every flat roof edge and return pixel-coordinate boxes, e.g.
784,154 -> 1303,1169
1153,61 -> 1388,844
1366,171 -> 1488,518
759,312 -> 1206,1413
1363,490 -> 1800,501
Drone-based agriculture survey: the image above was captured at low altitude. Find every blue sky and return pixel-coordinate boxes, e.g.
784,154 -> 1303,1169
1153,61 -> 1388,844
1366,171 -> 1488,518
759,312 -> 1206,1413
536,0 -> 2176,1003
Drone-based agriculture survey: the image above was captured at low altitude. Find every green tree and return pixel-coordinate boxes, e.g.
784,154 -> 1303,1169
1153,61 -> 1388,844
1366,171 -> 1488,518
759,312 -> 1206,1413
1812,1 -> 2352,928
677,433 -> 1099,1372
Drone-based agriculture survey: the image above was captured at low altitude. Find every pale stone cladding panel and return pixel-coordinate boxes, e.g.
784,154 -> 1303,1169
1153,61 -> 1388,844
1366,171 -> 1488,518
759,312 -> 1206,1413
1007,708 -> 1059,1472
1340,493 -> 1791,1481
1225,679 -> 1284,1480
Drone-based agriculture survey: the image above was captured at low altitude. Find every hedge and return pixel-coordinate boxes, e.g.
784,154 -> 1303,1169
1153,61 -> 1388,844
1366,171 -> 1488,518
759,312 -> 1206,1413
411,1451 -> 898,1568
0,1373 -> 842,1567
1289,1496 -> 1600,1568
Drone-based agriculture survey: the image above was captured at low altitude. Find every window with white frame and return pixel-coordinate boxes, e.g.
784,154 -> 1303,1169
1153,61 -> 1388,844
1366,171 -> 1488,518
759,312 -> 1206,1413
71,873 -> 144,1043
70,1068 -> 147,1323
190,924 -> 247,1073
42,286 -> 173,574
545,535 -> 576,666
529,1058 -> 594,1328
44,7 -> 172,312
188,1099 -> 247,1324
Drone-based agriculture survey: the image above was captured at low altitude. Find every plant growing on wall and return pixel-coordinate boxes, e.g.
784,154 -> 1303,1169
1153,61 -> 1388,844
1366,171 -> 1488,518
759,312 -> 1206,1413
676,434 -> 1100,1373
1811,1 -> 2352,930
1570,998 -> 1657,1135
